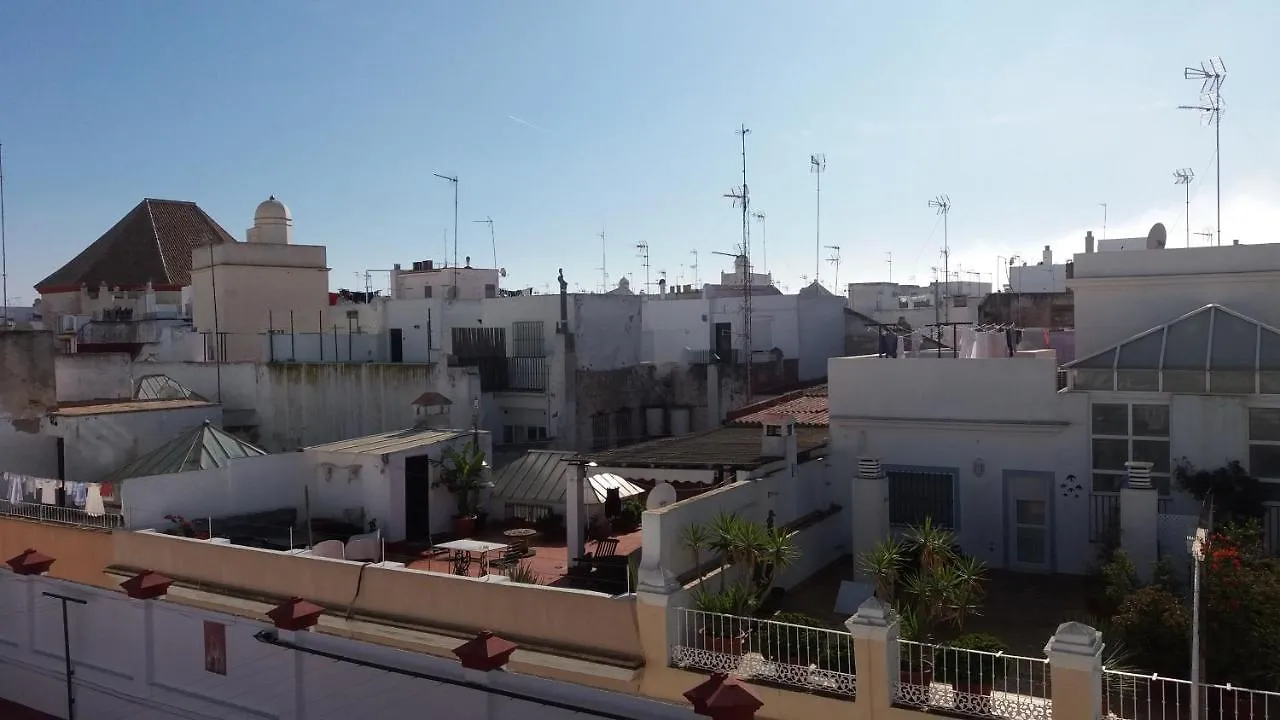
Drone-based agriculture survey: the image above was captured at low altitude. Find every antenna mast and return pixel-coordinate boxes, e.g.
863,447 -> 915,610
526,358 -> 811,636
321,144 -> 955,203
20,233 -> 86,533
1099,203 -> 1107,241
810,153 -> 826,285
826,245 -> 842,291
724,124 -> 753,401
690,249 -> 700,287
598,230 -> 608,293
1174,168 -> 1195,248
471,217 -> 496,268
636,241 -> 651,295
0,143 -> 7,327
433,173 -> 459,292
886,251 -> 893,284
752,211 -> 767,279
1180,56 -> 1226,246
929,195 -> 951,324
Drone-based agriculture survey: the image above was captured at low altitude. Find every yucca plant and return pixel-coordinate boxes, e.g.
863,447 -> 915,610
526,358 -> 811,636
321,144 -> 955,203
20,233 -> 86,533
505,560 -> 540,585
861,537 -> 906,604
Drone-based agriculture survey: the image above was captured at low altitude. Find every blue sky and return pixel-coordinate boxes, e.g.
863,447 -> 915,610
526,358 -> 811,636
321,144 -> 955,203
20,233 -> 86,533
3,1 -> 1280,303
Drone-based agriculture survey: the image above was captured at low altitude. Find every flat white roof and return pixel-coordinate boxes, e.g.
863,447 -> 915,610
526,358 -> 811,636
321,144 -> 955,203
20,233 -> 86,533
305,428 -> 468,456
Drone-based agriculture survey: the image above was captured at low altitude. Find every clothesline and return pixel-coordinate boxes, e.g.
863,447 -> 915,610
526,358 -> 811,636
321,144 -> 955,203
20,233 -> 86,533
0,472 -> 110,517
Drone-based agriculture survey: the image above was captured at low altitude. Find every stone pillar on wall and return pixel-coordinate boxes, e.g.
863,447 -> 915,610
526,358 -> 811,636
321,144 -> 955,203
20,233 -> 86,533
1119,461 -> 1159,582
852,457 -> 890,579
1043,622 -> 1104,720
845,597 -> 897,715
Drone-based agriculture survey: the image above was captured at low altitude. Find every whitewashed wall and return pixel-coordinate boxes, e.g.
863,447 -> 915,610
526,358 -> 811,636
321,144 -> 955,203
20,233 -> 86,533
53,353 -> 135,403
0,573 -> 692,720
0,424 -> 59,478
53,404 -> 223,483
121,453 -> 307,530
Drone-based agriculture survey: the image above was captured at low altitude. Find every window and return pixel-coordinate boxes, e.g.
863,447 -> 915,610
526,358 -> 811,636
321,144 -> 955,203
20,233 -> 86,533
502,425 -> 515,445
1248,408 -> 1280,501
887,469 -> 956,528
525,425 -> 547,442
485,284 -> 497,299
424,286 -> 433,298
591,413 -> 610,451
1090,403 -> 1170,493
511,321 -> 546,357
614,410 -> 633,447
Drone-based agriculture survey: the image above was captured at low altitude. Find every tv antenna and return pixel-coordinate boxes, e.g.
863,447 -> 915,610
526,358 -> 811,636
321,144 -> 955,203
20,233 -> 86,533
636,241 -> 651,295
928,195 -> 951,323
1180,56 -> 1226,246
1195,228 -> 1214,246
471,217 -> 496,269
886,251 -> 893,284
1098,202 -> 1108,241
433,173 -> 459,291
810,153 -> 826,284
598,230 -> 608,292
826,245 -> 842,290
689,249 -> 700,287
752,211 -> 767,278
0,143 -> 8,328
1173,168 -> 1195,248
725,124 -> 753,401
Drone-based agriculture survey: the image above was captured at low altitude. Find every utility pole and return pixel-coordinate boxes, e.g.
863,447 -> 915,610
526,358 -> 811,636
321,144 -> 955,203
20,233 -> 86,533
690,249 -> 700,287
433,173 -> 459,293
636,241 -> 651,295
0,143 -> 8,328
598,230 -> 608,292
1180,57 -> 1226,246
1174,168 -> 1195,247
471,217 -> 496,268
929,195 -> 951,324
725,124 -> 753,401
810,153 -> 826,285
44,591 -> 87,720
752,211 -> 767,278
826,245 -> 842,291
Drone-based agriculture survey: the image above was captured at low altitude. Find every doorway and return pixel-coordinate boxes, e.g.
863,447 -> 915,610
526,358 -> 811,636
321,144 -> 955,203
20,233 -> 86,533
1004,471 -> 1052,573
390,329 -> 404,363
404,455 -> 432,540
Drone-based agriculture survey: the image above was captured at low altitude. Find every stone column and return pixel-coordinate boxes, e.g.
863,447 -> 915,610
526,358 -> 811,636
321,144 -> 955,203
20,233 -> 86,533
845,597 -> 898,716
1119,461 -> 1158,582
566,459 -> 589,566
1043,622 -> 1104,720
852,457 -> 890,579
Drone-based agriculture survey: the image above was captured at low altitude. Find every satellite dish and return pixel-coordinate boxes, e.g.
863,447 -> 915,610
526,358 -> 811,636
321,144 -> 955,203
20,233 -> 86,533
1147,223 -> 1168,249
499,268 -> 508,277
647,482 -> 677,510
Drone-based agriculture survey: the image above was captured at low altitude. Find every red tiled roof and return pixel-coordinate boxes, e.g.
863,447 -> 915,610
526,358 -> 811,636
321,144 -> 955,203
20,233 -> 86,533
728,384 -> 829,427
36,199 -> 235,292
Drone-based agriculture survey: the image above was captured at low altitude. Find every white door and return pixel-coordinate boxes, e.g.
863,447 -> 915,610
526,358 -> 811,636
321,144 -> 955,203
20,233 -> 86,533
1007,474 -> 1051,572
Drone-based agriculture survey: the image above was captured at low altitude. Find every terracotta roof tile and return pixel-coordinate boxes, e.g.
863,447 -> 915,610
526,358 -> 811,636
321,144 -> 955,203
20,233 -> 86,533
729,385 -> 829,427
37,199 -> 235,292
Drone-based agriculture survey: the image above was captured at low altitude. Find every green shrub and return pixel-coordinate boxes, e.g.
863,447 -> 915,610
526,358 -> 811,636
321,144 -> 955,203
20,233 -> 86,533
1100,550 -> 1139,616
1111,586 -> 1190,678
753,612 -> 853,672
936,633 -> 1008,686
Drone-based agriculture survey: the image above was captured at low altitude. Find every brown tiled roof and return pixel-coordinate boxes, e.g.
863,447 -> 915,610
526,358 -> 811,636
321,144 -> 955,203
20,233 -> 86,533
586,425 -> 828,470
728,384 -> 829,427
36,199 -> 235,292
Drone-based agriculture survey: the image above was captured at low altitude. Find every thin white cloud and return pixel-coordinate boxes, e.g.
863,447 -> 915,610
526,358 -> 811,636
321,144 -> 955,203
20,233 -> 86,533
506,115 -> 545,132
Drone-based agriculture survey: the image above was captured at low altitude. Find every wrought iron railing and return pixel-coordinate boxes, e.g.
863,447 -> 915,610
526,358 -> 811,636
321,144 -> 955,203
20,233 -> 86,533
897,639 -> 1051,720
0,500 -> 124,530
1104,668 -> 1280,720
670,607 -> 856,697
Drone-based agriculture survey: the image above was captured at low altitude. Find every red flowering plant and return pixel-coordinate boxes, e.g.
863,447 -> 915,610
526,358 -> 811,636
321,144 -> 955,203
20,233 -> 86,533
1201,520 -> 1280,690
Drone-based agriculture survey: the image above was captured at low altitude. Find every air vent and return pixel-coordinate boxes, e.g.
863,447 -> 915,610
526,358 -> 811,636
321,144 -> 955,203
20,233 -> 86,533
857,457 -> 883,479
1125,461 -> 1154,490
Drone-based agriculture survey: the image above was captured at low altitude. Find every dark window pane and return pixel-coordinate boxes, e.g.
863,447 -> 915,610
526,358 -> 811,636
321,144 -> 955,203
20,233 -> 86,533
1092,404 -> 1128,436
1074,369 -> 1114,391
1162,370 -> 1206,394
1132,440 -> 1170,473
1262,331 -> 1280,371
1131,405 -> 1170,437
1261,371 -> 1280,395
1262,480 -> 1280,503
1117,370 -> 1160,391
1249,444 -> 1280,479
1249,408 -> 1280,442
1093,439 -> 1129,471
1210,370 -> 1255,394
1092,473 -> 1124,492
1117,331 -> 1163,369
1075,348 -> 1116,370
1164,310 -> 1212,370
888,471 -> 955,528
1210,310 -> 1258,371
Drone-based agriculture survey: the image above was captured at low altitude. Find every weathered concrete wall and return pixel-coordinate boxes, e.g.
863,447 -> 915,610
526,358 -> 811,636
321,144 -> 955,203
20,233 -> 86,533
0,331 -> 56,423
980,291 -> 1075,328
52,403 -> 222,482
53,352 -> 134,402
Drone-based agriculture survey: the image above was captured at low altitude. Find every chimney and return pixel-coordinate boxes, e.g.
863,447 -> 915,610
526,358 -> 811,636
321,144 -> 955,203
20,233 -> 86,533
1042,245 -> 1053,266
761,415 -> 798,477
1085,231 -> 1095,254
1125,461 -> 1153,490
425,260 -> 434,271
857,457 -> 883,479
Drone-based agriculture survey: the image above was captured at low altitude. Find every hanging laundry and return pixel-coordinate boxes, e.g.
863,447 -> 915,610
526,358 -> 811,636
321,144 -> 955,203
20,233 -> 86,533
84,484 -> 105,517
39,478 -> 58,505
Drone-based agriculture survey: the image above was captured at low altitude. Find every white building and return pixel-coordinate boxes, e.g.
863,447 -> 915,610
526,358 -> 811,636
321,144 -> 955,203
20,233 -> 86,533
846,278 -> 990,330
1008,245 -> 1069,294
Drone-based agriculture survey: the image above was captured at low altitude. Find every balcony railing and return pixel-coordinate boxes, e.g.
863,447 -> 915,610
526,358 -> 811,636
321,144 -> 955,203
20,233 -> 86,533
670,607 -> 856,697
506,357 -> 549,392
897,639 -> 1051,720
76,320 -> 167,346
0,500 -> 124,530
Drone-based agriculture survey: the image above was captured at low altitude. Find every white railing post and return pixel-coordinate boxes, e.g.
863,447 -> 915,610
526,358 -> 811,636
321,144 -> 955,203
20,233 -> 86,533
846,597 -> 896,711
1044,622 -> 1103,720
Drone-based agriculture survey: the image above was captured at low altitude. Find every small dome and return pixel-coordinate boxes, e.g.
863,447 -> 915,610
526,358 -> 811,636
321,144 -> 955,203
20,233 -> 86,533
254,195 -> 291,222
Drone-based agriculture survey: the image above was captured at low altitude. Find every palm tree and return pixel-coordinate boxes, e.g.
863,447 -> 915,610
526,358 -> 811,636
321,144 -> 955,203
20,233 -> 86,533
434,442 -> 490,518
682,523 -> 712,585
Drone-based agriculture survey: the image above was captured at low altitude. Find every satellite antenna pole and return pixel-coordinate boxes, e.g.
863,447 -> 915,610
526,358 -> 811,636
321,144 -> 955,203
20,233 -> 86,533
1174,168 -> 1196,247
690,249 -> 700,287
636,241 -> 651,295
724,124 -> 753,401
433,173 -> 459,290
752,211 -> 767,278
886,252 -> 893,284
0,143 -> 7,327
825,245 -> 842,291
1180,56 -> 1226,246
810,153 -> 826,285
929,195 -> 951,324
1098,203 -> 1107,241
598,230 -> 608,292
471,217 -> 496,268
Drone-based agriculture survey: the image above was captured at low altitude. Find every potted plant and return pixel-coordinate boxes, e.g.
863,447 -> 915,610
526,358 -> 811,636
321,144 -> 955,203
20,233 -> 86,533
692,584 -> 757,655
432,442 -> 491,538
936,633 -> 1007,714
